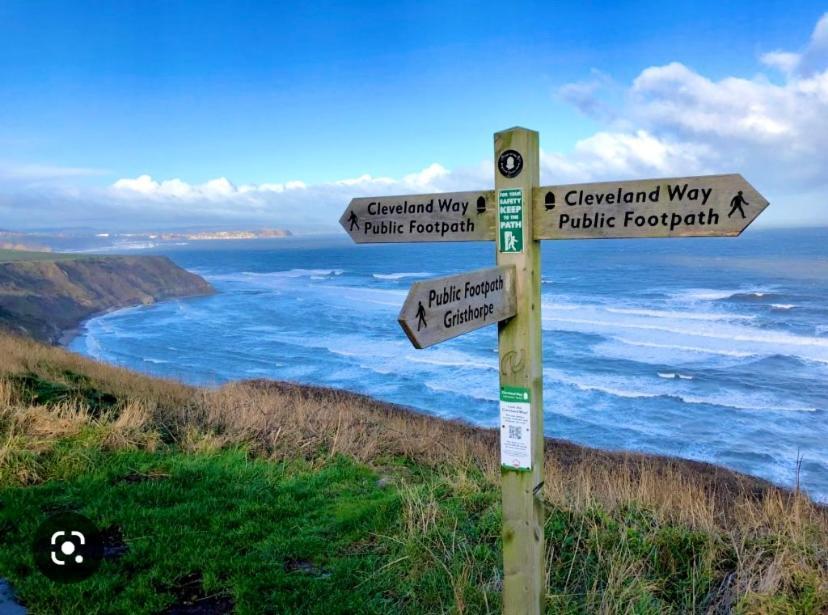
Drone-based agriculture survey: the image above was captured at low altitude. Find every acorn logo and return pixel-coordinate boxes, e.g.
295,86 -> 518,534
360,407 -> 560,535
497,150 -> 523,178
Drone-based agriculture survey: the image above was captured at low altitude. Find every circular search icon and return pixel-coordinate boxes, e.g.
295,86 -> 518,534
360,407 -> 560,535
32,512 -> 103,583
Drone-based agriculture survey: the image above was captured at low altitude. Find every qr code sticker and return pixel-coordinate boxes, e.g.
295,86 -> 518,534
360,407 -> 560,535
508,425 -> 522,440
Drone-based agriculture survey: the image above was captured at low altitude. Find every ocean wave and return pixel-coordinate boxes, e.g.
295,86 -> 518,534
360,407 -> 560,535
540,302 -> 581,311
424,380 -> 499,402
406,353 -> 497,371
657,372 -> 694,380
114,241 -> 157,250
771,304 -> 796,310
605,306 -> 753,321
671,288 -> 775,303
614,338 -> 757,358
544,369 -> 660,400
214,269 -> 345,282
727,292 -> 780,302
542,313 -> 828,361
372,272 -> 432,280
675,394 -> 817,413
268,268 -> 345,278
544,368 -> 818,413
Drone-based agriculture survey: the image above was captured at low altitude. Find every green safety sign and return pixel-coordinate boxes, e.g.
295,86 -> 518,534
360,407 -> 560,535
498,188 -> 524,253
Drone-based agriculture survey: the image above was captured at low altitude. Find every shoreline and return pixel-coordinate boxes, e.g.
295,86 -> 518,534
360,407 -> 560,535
0,254 -> 215,345
59,312 -> 825,505
51,273 -> 824,506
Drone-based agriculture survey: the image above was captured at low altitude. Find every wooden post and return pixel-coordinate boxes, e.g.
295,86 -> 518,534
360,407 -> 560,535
494,127 -> 544,614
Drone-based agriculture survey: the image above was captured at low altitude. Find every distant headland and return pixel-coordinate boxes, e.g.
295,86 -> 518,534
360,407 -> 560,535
0,250 -> 214,344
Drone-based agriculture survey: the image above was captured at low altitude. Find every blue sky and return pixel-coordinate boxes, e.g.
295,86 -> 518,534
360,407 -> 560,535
1,1 -> 827,230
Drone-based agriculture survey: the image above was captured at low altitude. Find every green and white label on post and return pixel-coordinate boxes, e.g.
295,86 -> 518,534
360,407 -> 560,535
498,188 -> 524,253
500,385 -> 531,471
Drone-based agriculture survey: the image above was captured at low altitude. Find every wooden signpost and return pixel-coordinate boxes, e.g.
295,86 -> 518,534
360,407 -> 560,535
339,127 -> 768,614
534,174 -> 768,240
398,266 -> 516,349
340,190 -> 495,243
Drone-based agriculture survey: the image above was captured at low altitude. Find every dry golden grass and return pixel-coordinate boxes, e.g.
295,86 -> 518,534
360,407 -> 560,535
0,330 -> 826,611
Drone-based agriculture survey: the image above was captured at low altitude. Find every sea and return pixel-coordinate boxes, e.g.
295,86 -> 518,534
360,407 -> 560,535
67,228 -> 828,502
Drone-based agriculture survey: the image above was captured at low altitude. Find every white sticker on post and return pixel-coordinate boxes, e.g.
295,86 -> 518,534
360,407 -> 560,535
500,386 -> 531,471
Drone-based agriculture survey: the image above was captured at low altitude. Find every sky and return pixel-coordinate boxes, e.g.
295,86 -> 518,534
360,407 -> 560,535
1,1 -> 827,232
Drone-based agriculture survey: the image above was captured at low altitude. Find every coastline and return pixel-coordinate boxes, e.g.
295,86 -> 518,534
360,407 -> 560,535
0,254 -> 215,344
42,259 -> 824,505
60,310 -> 820,505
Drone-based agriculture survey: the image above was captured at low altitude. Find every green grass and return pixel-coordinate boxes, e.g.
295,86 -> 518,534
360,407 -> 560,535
9,371 -> 119,416
0,250 -> 93,263
0,362 -> 825,613
0,436 -> 787,615
0,448 -> 406,614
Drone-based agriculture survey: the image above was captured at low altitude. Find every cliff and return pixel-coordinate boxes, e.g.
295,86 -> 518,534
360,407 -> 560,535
0,254 -> 214,343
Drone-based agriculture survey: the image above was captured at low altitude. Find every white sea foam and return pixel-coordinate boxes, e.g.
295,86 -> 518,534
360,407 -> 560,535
223,268 -> 345,281
114,241 -> 157,250
543,368 -> 817,413
673,289 -> 741,301
658,372 -> 694,380
605,306 -> 753,321
671,288 -> 772,302
406,353 -> 497,371
424,380 -> 499,402
82,332 -> 104,361
771,304 -> 796,310
274,268 -> 344,278
613,338 -> 756,358
541,306 -> 828,365
372,272 -> 432,280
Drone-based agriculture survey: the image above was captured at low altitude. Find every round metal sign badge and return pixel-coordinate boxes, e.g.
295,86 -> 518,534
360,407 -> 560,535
498,149 -> 523,178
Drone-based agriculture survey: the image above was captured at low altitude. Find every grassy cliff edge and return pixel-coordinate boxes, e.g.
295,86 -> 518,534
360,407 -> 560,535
0,333 -> 825,613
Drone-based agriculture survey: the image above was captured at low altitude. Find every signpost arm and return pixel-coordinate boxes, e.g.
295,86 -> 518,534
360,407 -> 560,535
495,127 -> 545,614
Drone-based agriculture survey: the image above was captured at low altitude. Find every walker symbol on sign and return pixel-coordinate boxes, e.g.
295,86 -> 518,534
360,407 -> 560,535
347,210 -> 359,231
729,191 -> 749,219
415,301 -> 427,331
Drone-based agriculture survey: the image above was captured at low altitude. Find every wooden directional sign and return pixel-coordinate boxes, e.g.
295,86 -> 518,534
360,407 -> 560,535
340,190 -> 495,243
533,174 -> 769,239
398,266 -> 516,348
342,127 -> 770,615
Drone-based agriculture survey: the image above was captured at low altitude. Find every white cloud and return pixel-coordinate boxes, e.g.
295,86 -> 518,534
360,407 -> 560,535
761,13 -> 828,76
3,13 -> 828,231
549,11 -> 828,228
0,162 -> 492,232
557,69 -> 618,120
540,130 -> 712,184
